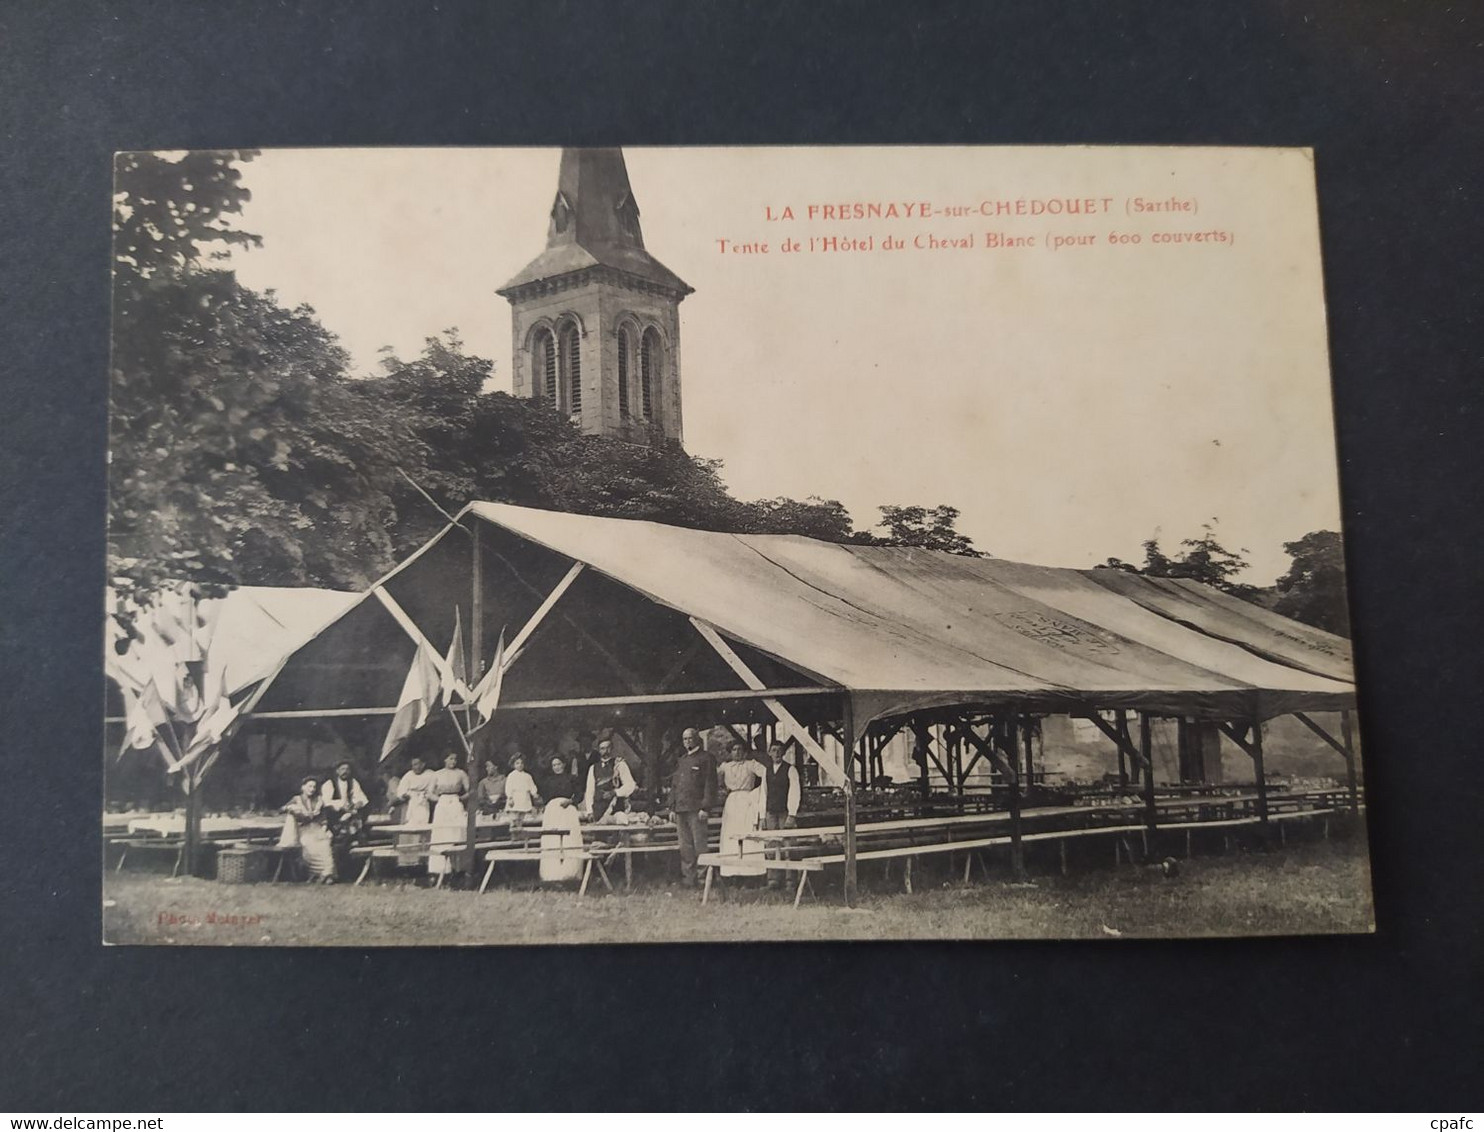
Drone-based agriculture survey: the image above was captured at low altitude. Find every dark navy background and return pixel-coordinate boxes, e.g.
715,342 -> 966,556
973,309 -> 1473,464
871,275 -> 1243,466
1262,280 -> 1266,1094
1,0 -> 1480,1111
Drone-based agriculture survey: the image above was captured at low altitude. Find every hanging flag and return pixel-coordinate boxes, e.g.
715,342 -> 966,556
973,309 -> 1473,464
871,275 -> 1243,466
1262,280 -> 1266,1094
119,682 -> 160,755
469,631 -> 507,728
380,641 -> 442,761
178,696 -> 240,771
441,607 -> 470,707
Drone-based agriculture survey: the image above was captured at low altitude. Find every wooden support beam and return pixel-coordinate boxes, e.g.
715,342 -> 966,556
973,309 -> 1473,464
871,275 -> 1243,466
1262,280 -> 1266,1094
1021,716 -> 1036,786
655,640 -> 707,693
1000,716 -> 1026,879
373,587 -> 455,683
948,721 -> 988,785
1217,720 -> 1251,754
874,717 -> 908,749
1082,711 -> 1151,773
1251,719 -> 1269,823
1292,712 -> 1350,759
464,524 -> 485,881
1140,712 -> 1158,850
483,552 -> 642,692
1340,710 -> 1360,815
957,717 -> 1024,878
842,695 -> 859,907
1295,710 -> 1363,813
501,561 -> 585,669
688,618 -> 847,786
1118,710 -> 1140,787
911,718 -> 932,801
1220,720 -> 1270,823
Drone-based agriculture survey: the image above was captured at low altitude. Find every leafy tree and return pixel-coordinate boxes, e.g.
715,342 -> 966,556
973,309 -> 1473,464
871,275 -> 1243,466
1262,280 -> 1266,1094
109,270 -> 414,604
543,435 -> 750,531
1272,530 -> 1351,635
746,496 -> 856,541
110,151 -> 413,612
369,339 -> 766,549
853,504 -> 983,556
1101,522 -> 1256,598
1165,523 -> 1257,597
113,150 -> 262,285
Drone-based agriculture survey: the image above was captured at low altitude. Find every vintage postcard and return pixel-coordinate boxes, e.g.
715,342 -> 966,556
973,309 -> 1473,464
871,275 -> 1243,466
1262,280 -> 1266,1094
104,145 -> 1369,945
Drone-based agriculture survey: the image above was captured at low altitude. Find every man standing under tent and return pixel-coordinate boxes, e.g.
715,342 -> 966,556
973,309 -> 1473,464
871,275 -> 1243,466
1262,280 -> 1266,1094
761,740 -> 802,889
582,738 -> 637,822
670,728 -> 717,887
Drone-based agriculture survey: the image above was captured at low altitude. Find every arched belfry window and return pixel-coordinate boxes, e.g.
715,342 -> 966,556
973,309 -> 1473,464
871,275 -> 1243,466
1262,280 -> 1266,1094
640,328 -> 662,421
533,328 -> 558,406
560,320 -> 582,414
616,326 -> 632,418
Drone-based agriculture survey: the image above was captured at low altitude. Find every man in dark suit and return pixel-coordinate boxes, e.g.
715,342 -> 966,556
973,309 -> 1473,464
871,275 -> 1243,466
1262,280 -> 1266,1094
669,727 -> 717,887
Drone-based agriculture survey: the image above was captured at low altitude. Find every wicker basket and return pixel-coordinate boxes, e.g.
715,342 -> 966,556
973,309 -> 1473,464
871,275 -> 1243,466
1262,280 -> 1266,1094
216,846 -> 268,884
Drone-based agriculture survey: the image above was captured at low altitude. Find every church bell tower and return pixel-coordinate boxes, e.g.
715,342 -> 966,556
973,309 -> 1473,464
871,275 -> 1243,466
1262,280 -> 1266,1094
497,147 -> 693,445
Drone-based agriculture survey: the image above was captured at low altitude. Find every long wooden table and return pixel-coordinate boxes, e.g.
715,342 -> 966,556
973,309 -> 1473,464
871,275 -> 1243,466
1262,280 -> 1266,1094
125,815 -> 286,839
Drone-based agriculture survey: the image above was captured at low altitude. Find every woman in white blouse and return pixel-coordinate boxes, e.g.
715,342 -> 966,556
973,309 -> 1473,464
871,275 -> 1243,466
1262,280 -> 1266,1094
396,756 -> 437,825
426,752 -> 469,880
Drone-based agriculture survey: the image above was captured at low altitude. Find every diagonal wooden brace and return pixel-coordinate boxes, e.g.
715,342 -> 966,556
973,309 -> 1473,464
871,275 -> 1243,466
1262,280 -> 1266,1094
689,618 -> 847,786
1292,712 -> 1351,761
1081,712 -> 1152,772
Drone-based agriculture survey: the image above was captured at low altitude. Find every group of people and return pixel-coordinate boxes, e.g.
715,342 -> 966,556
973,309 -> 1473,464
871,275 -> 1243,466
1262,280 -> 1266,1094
668,728 -> 802,889
276,726 -> 804,889
384,740 -> 640,882
276,759 -> 372,883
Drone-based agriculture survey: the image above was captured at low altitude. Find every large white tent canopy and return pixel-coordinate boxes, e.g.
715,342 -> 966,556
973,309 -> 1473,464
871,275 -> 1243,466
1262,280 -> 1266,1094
115,507 -> 1353,734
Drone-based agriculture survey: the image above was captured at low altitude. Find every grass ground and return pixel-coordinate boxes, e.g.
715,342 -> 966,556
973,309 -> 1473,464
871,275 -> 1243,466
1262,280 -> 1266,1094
102,835 -> 1375,946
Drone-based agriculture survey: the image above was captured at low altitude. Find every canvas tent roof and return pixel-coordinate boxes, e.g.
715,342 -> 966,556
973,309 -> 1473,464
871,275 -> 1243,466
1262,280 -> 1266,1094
461,503 -> 1354,723
236,504 -> 1355,728
106,585 -> 362,704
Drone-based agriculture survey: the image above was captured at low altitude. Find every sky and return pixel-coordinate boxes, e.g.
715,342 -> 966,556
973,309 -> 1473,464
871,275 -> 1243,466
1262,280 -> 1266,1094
223,145 -> 1344,584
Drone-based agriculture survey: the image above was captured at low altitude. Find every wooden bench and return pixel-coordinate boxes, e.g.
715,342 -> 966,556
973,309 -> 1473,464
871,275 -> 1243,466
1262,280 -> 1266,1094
352,840 -> 511,887
582,840 -> 680,891
802,824 -> 1150,891
696,852 -> 825,908
109,836 -> 184,876
479,846 -> 615,898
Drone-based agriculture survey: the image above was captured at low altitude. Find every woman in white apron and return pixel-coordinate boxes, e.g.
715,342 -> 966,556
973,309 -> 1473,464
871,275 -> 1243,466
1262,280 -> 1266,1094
397,756 -> 437,825
393,756 -> 437,868
427,753 -> 469,880
718,740 -> 768,877
539,795 -> 585,883
278,776 -> 334,882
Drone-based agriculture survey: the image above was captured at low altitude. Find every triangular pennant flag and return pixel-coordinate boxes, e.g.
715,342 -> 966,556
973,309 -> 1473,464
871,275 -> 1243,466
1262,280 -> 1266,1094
123,677 -> 186,766
119,682 -> 159,756
380,641 -> 442,761
469,631 -> 506,728
442,607 -> 469,707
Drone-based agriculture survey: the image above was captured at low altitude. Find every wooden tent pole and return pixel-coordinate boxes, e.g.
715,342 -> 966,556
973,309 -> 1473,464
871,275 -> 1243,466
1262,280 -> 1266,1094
1140,712 -> 1158,853
1252,718 -> 1269,824
183,762 -> 201,877
842,694 -> 858,907
1021,716 -> 1035,787
464,523 -> 484,882
1340,710 -> 1360,814
1004,716 -> 1025,879
912,718 -> 931,803
1115,709 -> 1129,788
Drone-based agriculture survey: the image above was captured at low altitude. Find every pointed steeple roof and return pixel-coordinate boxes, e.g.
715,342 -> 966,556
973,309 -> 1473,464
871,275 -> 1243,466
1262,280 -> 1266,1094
498,148 -> 692,297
